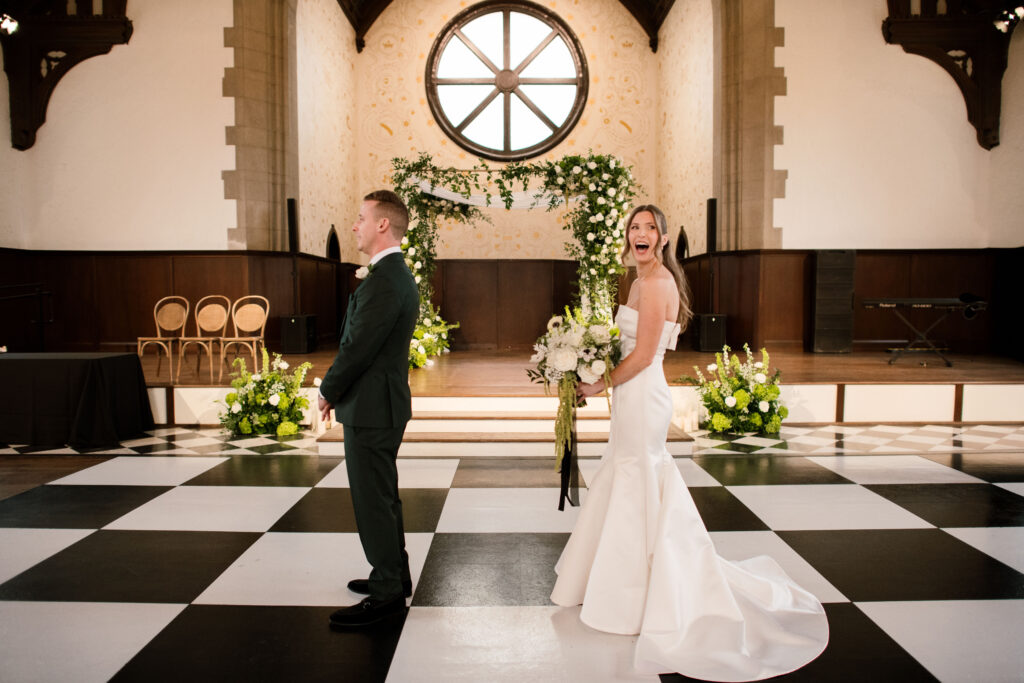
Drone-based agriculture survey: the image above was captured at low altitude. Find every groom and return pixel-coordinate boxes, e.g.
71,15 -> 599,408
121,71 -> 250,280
318,189 -> 419,628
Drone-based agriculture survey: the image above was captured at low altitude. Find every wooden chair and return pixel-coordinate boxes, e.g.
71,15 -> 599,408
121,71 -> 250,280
220,295 -> 270,377
137,296 -> 189,380
176,295 -> 231,383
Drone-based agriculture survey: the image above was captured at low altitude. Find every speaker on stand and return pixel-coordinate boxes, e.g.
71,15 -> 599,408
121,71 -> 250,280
693,198 -> 726,351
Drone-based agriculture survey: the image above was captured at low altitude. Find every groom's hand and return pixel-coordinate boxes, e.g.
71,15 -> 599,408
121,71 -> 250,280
318,395 -> 333,421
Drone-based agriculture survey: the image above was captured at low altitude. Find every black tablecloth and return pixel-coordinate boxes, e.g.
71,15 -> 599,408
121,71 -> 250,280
0,352 -> 155,449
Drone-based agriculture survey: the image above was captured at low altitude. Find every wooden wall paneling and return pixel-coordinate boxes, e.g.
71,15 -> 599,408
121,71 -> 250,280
552,260 -> 578,313
496,260 -> 553,350
246,253 -> 293,353
759,251 -> 810,348
908,251 -> 994,353
992,247 -> 1024,361
853,252 -> 911,347
0,249 -> 44,351
297,256 -> 318,319
93,253 -> 173,349
170,254 -> 249,335
716,252 -> 759,348
441,260 -> 498,349
314,260 -> 338,346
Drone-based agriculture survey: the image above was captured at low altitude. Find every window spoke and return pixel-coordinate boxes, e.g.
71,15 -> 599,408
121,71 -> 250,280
455,88 -> 501,133
514,89 -> 557,132
453,28 -> 501,74
513,30 -> 557,74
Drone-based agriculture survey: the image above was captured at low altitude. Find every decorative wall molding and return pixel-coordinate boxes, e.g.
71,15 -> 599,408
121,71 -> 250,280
0,1 -> 132,150
882,0 -> 1020,150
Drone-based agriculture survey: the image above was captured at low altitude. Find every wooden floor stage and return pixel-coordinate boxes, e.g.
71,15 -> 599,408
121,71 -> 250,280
143,347 -> 1024,394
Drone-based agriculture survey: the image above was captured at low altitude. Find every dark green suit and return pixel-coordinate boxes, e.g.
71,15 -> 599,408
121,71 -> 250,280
320,251 -> 419,600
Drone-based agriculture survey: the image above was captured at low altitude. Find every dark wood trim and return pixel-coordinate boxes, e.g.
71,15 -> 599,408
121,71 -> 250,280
165,386 -> 175,425
953,383 -> 964,422
835,383 -> 845,422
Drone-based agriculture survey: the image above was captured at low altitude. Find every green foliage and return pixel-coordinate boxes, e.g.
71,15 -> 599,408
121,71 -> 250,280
682,344 -> 788,435
219,352 -> 312,437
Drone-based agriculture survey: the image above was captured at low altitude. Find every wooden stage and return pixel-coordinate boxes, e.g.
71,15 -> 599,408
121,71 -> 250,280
143,347 -> 1024,394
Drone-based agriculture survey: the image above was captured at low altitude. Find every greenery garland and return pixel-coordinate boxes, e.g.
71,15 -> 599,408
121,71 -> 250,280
390,151 -> 638,367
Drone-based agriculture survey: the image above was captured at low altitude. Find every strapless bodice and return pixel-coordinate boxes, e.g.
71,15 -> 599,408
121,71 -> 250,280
615,305 -> 680,357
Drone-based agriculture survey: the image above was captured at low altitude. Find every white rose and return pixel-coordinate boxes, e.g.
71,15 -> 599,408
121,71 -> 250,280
607,188 -> 615,197
602,173 -> 610,180
415,275 -> 421,283
414,261 -> 422,270
313,377 -> 322,387
441,332 -> 447,339
269,394 -> 280,407
755,372 -> 767,384
597,197 -> 606,205
759,401 -> 770,412
355,266 -> 369,280
725,395 -> 737,408
557,176 -> 564,184
231,402 -> 241,414
577,365 -> 599,384
572,165 -> 582,174
407,247 -> 416,256
550,347 -> 578,372
588,183 -> 596,191
609,159 -> 616,168
555,164 -> 563,174
604,236 -> 612,244
591,359 -> 607,376
587,161 -> 597,169
595,213 -> 604,221
605,219 -> 614,227
587,232 -> 596,241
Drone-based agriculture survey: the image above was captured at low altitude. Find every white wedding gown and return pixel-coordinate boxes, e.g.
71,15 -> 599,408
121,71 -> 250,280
551,306 -> 829,681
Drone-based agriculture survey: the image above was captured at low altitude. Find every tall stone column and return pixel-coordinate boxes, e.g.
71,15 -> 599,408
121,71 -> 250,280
714,0 -> 786,250
222,0 -> 299,251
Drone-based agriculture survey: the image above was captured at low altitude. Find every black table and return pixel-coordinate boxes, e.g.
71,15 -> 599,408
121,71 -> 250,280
0,352 -> 155,449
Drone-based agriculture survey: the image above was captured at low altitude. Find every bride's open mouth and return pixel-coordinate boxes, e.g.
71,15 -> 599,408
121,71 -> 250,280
634,240 -> 650,254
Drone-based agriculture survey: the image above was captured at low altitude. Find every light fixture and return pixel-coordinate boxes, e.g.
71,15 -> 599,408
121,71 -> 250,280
994,6 -> 1024,33
0,13 -> 18,35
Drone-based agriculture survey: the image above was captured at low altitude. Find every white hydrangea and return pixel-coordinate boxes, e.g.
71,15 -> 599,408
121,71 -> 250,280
269,394 -> 280,407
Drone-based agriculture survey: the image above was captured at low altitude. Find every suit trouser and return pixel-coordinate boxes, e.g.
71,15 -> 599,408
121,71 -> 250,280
343,423 -> 410,600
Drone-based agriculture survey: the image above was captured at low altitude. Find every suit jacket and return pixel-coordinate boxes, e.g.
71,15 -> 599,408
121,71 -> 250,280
319,252 -> 419,428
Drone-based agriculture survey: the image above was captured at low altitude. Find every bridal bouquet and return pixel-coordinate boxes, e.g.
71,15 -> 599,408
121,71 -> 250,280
219,349 -> 313,437
528,307 -> 621,469
685,344 -> 788,434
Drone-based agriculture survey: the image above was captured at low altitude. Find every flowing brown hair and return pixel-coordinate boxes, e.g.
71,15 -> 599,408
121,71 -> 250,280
620,204 -> 693,329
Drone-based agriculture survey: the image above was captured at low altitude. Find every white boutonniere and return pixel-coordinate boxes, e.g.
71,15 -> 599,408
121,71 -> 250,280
355,266 -> 370,280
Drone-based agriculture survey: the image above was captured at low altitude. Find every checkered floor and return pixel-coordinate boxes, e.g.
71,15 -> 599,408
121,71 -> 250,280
1,426 -> 1023,682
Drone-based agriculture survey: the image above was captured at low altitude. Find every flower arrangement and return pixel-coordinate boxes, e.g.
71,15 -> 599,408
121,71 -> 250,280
684,344 -> 788,434
219,349 -> 313,437
527,307 -> 621,469
390,150 -> 638,367
409,301 -> 459,369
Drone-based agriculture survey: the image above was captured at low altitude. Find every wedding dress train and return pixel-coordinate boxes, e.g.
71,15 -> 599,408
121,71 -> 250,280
550,306 -> 828,681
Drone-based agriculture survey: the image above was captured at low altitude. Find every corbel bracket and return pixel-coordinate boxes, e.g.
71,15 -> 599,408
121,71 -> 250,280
0,3 -> 132,150
882,0 -> 1018,150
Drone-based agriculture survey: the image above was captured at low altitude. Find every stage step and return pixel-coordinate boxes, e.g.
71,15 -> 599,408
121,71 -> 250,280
317,401 -> 693,457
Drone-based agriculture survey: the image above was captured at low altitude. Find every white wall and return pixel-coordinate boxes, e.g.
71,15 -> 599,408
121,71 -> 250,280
774,1 -> 1024,249
0,0 -> 235,250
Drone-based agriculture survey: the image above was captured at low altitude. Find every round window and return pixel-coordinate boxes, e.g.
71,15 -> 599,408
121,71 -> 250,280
425,1 -> 589,161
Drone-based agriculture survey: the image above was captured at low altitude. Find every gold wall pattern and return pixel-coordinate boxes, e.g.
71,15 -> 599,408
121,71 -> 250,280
296,0 -> 362,263
354,0 -> 660,260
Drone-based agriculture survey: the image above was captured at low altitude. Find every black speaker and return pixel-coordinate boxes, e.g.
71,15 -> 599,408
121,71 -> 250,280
692,313 -> 727,352
281,314 -> 316,354
287,198 -> 298,253
811,250 -> 855,353
706,198 -> 717,254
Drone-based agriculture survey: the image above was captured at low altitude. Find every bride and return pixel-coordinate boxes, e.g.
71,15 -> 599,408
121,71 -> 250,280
550,204 -> 829,681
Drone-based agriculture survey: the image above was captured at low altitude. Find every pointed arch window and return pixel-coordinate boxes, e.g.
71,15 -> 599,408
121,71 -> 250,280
426,1 -> 588,161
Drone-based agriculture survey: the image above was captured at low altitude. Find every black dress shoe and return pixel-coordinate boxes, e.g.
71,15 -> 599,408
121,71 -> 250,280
347,578 -> 412,597
329,596 -> 407,628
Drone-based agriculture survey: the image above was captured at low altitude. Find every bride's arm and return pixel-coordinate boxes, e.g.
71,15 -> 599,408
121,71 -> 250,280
578,279 -> 672,397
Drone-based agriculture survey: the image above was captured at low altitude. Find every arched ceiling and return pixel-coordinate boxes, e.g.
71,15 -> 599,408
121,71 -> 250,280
335,0 -> 677,52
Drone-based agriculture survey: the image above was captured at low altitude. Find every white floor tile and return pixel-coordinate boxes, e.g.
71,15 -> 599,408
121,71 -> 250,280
892,434 -> 945,445
996,482 -> 1024,498
675,458 -> 722,487
316,459 -> 460,489
972,425 -> 1019,434
0,448 -> 15,455
0,529 -> 94,584
226,436 -> 280,448
29,447 -> 77,454
708,530 -> 847,603
805,455 -> 985,485
731,435 -> 783,448
436,488 -> 585,533
785,435 -> 838,446
858,600 -> 1024,683
387,606 -> 652,683
943,527 -> 1024,574
162,436 -> 225,448
839,435 -> 894,446
120,436 -> 170,447
0,601 -> 185,683
954,433 -> 1000,444
867,425 -> 917,434
726,485 -> 933,531
146,427 -> 194,437
103,486 -> 309,532
194,532 -> 432,606
48,456 -> 227,486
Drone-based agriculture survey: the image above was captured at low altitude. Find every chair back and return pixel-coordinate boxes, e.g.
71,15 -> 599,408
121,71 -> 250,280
231,295 -> 270,336
153,296 -> 189,337
193,295 -> 231,337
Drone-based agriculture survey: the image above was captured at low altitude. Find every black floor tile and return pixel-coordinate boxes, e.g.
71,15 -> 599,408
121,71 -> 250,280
0,529 -> 260,603
0,484 -> 171,528
688,487 -> 769,531
184,454 -> 342,486
659,602 -> 938,682
452,458 -> 563,487
111,604 -> 403,683
413,532 -> 568,606
160,431 -> 220,443
184,443 -> 241,454
692,455 -> 852,486
268,487 -> 447,533
919,452 -> 1024,482
130,443 -> 188,454
865,483 -> 1024,527
245,443 -> 301,455
778,529 -> 1024,602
